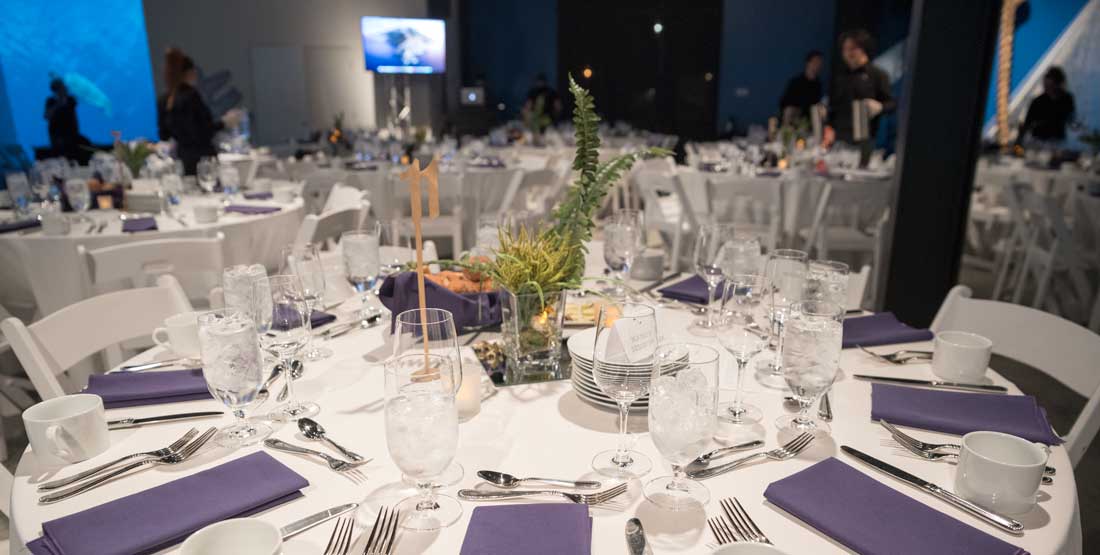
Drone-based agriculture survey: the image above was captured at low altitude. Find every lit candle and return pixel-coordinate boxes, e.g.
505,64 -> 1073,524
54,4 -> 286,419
456,360 -> 482,420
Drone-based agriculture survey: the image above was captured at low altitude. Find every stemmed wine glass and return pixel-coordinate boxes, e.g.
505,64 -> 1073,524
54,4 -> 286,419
603,213 -> 642,298
692,223 -> 736,335
776,300 -> 844,436
252,275 -> 319,421
385,352 -> 462,531
197,309 -> 272,447
591,302 -> 658,478
196,157 -> 218,194
64,179 -> 91,225
645,343 -> 718,510
218,165 -> 240,204
717,274 -> 768,423
283,243 -> 333,361
755,249 -> 808,389
342,226 -> 382,327
718,236 -> 762,322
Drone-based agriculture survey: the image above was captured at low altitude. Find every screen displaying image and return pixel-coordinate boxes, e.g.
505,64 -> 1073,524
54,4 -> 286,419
360,16 -> 445,74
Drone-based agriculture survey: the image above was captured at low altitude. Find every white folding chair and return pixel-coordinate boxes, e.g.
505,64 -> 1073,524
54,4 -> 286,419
990,182 -> 1037,301
706,175 -> 784,251
932,285 -> 1100,467
294,205 -> 368,252
322,183 -> 366,213
300,169 -> 347,215
0,463 -> 12,516
1,275 -> 192,399
800,179 -> 891,300
847,264 -> 871,311
634,170 -> 692,271
416,171 -> 464,256
78,233 -> 225,308
1010,188 -> 1092,318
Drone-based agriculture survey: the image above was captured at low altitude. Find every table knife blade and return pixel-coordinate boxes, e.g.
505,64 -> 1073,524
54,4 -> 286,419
280,502 -> 358,539
107,411 -> 224,430
852,374 -> 1007,393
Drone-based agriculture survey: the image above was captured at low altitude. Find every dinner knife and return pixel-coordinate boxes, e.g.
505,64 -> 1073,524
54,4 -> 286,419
118,359 -> 192,373
625,517 -> 653,555
280,502 -> 359,539
840,446 -> 1024,534
852,374 -> 1008,393
107,411 -> 223,430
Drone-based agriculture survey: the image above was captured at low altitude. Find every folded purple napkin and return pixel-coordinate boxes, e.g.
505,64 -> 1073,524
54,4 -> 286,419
0,218 -> 41,234
84,369 -> 211,408
225,204 -> 281,215
460,504 -> 592,555
764,457 -> 1029,555
311,310 -> 336,328
28,452 -> 307,555
242,191 -> 273,200
379,272 -> 500,331
842,312 -> 933,348
658,275 -> 722,304
121,217 -> 158,232
871,383 -> 1063,445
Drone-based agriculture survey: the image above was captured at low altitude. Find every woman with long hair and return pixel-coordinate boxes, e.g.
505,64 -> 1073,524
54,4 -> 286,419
157,48 -> 241,175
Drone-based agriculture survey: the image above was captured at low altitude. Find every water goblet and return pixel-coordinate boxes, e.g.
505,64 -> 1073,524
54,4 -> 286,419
754,249 -> 808,389
692,223 -> 736,335
223,264 -> 267,319
252,275 -> 319,421
219,166 -> 240,204
718,236 -> 762,320
603,223 -> 640,297
197,309 -> 272,447
804,260 -> 850,308
196,157 -> 218,194
776,300 -> 844,436
717,274 -> 767,423
282,243 -> 333,361
342,226 -> 382,327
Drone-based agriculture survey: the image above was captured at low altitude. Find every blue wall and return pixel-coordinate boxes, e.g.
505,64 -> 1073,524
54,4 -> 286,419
0,0 -> 158,155
718,0 -> 836,133
982,0 -> 1089,123
464,0 -> 557,118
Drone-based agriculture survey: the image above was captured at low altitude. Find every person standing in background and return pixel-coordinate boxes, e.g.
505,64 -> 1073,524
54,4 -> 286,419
44,77 -> 83,161
157,48 -> 241,175
779,51 -> 824,124
1019,66 -> 1075,143
826,29 -> 895,149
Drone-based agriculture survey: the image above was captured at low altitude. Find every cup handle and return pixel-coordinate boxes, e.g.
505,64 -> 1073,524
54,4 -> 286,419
45,425 -> 79,462
152,327 -> 170,348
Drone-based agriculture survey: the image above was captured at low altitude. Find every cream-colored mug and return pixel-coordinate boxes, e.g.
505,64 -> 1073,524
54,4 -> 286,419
23,394 -> 110,467
152,311 -> 201,357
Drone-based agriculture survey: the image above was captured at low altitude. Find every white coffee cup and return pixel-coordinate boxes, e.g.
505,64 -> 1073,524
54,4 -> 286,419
194,204 -> 220,224
41,212 -> 71,236
152,311 -> 201,357
181,519 -> 282,555
955,431 -> 1049,515
932,330 -> 992,382
23,394 -> 110,467
273,187 -> 296,204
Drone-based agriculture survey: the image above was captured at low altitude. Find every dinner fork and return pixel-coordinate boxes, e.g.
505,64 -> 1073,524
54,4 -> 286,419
37,428 -> 200,491
720,497 -> 771,544
881,420 -> 1056,477
362,506 -> 401,555
686,433 -> 815,480
263,439 -> 372,473
457,482 -> 630,505
708,516 -> 737,545
39,427 -> 217,504
323,516 -> 355,555
857,345 -> 931,364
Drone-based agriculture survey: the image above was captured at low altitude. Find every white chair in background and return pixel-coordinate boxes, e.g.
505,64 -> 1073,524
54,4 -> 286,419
634,170 -> 693,271
284,158 -> 319,182
300,169 -> 347,215
1,275 -> 192,399
322,183 -> 366,213
990,183 -> 1037,301
1010,188 -> 1092,318
416,171 -> 464,255
847,264 -> 871,310
293,204 -> 368,252
706,175 -> 784,251
931,285 -> 1100,468
78,233 -> 225,308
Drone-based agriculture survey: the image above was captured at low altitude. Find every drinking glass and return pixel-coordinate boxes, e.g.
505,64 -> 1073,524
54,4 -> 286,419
197,309 -> 271,447
282,243 -> 332,361
385,352 -> 462,531
776,300 -> 844,436
64,179 -> 91,221
717,274 -> 768,423
161,173 -> 184,214
718,236 -> 762,320
218,165 -> 240,203
6,173 -> 35,218
804,260 -> 850,308
754,249 -> 808,389
591,302 -> 658,478
379,219 -> 412,277
692,223 -> 736,334
603,223 -> 640,297
645,343 -> 718,510
223,264 -> 267,320
342,226 -> 382,326
252,275 -> 319,420
196,157 -> 218,194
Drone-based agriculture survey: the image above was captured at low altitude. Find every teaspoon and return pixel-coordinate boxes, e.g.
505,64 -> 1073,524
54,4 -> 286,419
298,417 -> 365,462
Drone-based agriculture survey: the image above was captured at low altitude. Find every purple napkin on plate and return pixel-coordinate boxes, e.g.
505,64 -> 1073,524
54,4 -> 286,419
460,504 -> 592,555
121,217 -> 158,232
379,272 -> 500,330
764,457 -> 1029,555
84,369 -> 211,408
27,452 -> 307,555
842,312 -> 933,348
0,218 -> 41,234
871,383 -> 1063,445
225,204 -> 281,215
658,275 -> 722,304
242,191 -> 273,200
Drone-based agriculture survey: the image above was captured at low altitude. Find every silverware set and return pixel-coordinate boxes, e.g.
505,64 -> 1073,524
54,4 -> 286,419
708,497 -> 772,545
693,440 -> 764,465
39,427 -> 217,504
299,418 -> 366,462
476,470 -> 601,489
880,420 -> 1055,482
321,506 -> 401,555
263,439 -> 370,481
458,482 -> 629,505
686,433 -> 814,480
857,344 -> 933,365
117,357 -> 200,372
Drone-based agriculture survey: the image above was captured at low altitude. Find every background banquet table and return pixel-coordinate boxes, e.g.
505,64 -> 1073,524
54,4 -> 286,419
0,196 -> 303,320
9,300 -> 1080,554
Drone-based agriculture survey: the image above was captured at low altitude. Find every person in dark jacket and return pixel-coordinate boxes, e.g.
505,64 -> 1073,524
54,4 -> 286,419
157,48 -> 240,175
1020,66 -> 1075,143
44,77 -> 84,161
779,51 -> 824,124
827,29 -> 895,145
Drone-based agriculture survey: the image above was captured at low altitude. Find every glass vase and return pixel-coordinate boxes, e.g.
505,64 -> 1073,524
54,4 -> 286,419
500,289 -> 567,381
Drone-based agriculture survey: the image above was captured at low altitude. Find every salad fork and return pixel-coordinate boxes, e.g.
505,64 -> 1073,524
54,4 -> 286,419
37,428 -> 200,491
687,433 -> 814,480
720,497 -> 771,544
708,516 -> 737,544
881,420 -> 1055,478
857,345 -> 931,364
457,482 -> 629,505
363,506 -> 401,555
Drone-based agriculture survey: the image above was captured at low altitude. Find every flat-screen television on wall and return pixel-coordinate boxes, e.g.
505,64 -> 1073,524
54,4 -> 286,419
360,16 -> 445,74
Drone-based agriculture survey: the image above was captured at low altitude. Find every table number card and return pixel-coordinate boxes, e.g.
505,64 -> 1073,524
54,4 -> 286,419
605,317 -> 657,364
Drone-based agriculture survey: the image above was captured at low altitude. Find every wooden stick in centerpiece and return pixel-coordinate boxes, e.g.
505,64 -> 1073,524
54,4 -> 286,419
399,157 -> 441,379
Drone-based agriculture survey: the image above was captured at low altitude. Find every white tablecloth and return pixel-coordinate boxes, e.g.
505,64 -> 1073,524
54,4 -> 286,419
10,301 -> 1081,554
0,196 -> 304,319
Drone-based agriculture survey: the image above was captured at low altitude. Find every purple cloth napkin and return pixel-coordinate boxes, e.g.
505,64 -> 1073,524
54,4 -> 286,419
242,191 -> 273,200
27,452 -> 307,555
121,217 -> 158,232
871,383 -> 1063,445
84,369 -> 211,408
764,457 -> 1028,555
460,504 -> 592,555
311,310 -> 336,328
379,272 -> 500,330
271,307 -> 336,330
0,218 -> 41,234
658,275 -> 722,304
225,204 -> 281,215
842,312 -> 933,348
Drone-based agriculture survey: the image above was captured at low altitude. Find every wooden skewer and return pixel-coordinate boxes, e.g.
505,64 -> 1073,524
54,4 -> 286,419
400,158 -> 441,371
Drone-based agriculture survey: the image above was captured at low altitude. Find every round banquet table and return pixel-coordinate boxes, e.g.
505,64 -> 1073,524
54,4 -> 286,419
10,303 -> 1081,554
0,195 -> 303,319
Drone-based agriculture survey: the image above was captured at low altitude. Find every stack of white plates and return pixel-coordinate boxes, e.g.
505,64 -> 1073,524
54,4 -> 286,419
566,328 -> 686,412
